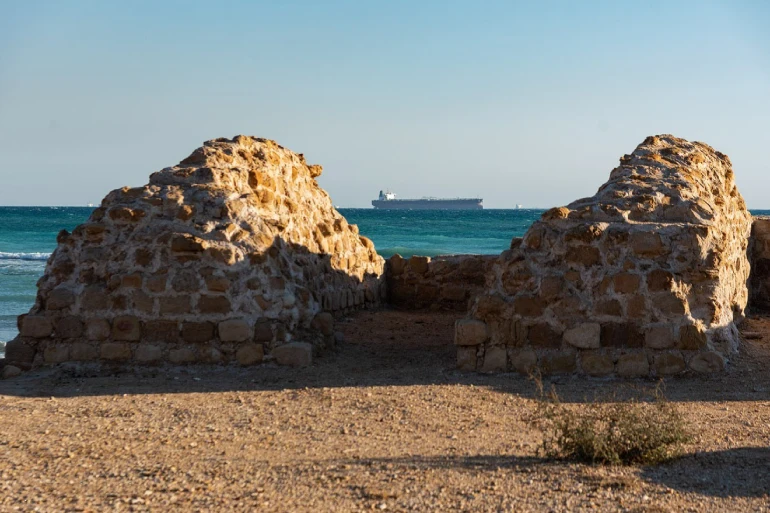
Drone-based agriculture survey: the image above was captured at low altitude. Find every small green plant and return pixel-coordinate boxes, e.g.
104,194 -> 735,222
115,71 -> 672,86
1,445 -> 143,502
532,376 -> 691,465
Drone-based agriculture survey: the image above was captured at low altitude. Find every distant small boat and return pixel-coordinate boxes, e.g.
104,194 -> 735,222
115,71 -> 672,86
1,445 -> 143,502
515,204 -> 524,209
87,203 -> 95,207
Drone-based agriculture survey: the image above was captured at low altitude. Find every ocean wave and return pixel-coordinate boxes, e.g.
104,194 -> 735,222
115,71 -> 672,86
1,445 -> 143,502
377,246 -> 458,258
0,252 -> 51,261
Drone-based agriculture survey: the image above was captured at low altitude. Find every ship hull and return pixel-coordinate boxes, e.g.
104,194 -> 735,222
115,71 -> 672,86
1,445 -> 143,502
371,199 -> 483,210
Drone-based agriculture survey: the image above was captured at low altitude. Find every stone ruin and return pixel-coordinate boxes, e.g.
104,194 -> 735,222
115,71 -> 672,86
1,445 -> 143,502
2,133 -> 761,379
5,136 -> 385,369
456,135 -> 752,376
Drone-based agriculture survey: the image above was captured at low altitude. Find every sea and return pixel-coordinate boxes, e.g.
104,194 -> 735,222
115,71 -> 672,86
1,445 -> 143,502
0,207 -> 545,354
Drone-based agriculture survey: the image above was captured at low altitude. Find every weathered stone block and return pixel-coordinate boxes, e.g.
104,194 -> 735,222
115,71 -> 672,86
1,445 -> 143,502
85,319 -> 111,340
564,323 -> 600,349
132,291 -> 154,314
616,352 -> 649,377
171,234 -> 208,252
81,286 -> 109,310
121,273 -> 143,288
481,346 -> 507,373
416,284 -> 439,302
580,351 -> 614,376
456,346 -> 477,371
47,286 -> 75,310
539,276 -> 564,298
70,343 -> 98,361
540,351 -> 577,374
647,269 -> 674,292
134,248 -> 153,266
146,274 -> 167,293
159,295 -> 191,315
176,204 -> 195,221
218,319 -> 251,342
169,347 -> 197,364
236,343 -> 264,365
409,256 -> 431,274
182,322 -> 215,343
528,323 -> 562,348
689,351 -> 725,373
272,342 -> 312,367
201,347 -> 223,363
509,348 -> 537,374
44,345 -> 70,364
101,342 -> 131,360
601,323 -> 644,348
657,293 -> 687,316
513,295 -> 545,317
21,316 -> 53,338
630,232 -> 664,257
455,319 -> 488,346
172,270 -> 200,292
112,316 -> 141,341
503,320 -> 527,347
566,245 -> 601,267
645,325 -> 675,349
654,352 -> 686,375
595,299 -> 623,317
613,273 -> 641,294
253,321 -> 273,342
198,295 -> 231,314
206,276 -> 231,292
678,324 -> 707,350
440,284 -> 467,302
2,366 -> 22,379
4,339 -> 35,366
55,316 -> 84,339
311,312 -> 334,336
135,344 -> 163,362
626,295 -> 647,319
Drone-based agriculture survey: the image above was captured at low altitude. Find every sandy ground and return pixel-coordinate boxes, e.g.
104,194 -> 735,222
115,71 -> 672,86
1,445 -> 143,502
1,308 -> 769,512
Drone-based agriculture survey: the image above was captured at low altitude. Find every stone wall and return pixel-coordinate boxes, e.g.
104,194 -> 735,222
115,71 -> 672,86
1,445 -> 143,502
5,136 -> 385,370
749,217 -> 770,312
456,135 -> 752,376
386,254 -> 497,310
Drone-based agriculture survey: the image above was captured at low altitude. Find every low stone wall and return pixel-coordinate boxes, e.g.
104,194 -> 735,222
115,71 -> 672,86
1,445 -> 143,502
387,254 -> 497,311
749,217 -> 770,312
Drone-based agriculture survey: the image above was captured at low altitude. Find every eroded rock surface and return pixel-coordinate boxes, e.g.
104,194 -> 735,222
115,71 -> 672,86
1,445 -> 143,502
7,136 -> 385,368
458,135 -> 752,375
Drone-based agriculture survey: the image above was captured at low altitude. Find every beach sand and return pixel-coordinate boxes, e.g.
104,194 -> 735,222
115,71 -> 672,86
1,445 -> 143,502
1,309 -> 769,511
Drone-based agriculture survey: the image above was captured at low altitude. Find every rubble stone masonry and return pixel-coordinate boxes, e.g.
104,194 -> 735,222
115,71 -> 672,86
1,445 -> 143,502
457,135 -> 752,376
386,254 -> 496,311
5,136 -> 385,369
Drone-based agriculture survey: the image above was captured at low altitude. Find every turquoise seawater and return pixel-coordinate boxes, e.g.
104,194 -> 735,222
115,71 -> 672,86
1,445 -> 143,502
0,207 -> 545,351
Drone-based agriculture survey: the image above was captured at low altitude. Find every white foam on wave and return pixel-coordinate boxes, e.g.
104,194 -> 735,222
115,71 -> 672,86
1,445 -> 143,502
0,252 -> 51,261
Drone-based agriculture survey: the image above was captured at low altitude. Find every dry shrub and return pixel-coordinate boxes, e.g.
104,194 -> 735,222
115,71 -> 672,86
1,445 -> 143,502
533,377 -> 691,465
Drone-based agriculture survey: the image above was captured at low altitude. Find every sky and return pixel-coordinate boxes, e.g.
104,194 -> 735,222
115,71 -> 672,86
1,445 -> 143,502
0,0 -> 768,208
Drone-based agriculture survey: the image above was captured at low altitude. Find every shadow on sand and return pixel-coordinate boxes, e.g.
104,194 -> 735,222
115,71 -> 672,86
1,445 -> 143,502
641,447 -> 770,498
310,449 -> 770,499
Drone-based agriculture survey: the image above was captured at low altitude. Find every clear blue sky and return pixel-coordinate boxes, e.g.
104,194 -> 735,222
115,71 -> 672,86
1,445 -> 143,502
1,0 -> 768,208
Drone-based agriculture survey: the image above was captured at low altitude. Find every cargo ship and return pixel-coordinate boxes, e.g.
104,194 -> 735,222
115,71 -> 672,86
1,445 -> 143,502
371,190 -> 483,210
